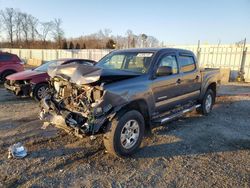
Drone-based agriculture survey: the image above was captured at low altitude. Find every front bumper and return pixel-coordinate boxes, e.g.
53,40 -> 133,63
4,81 -> 32,96
39,96 -> 109,136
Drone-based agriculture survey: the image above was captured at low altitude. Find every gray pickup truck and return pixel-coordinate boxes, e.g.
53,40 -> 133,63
40,48 -> 220,157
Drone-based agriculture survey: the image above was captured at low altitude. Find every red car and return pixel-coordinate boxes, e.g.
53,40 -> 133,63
0,52 -> 24,81
5,58 -> 96,100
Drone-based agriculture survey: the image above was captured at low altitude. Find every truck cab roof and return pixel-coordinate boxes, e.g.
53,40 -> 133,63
112,48 -> 194,55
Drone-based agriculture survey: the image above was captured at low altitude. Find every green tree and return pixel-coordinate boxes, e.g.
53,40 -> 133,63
75,43 -> 80,49
52,18 -> 64,48
62,40 -> 68,49
69,41 -> 74,49
106,39 -> 116,49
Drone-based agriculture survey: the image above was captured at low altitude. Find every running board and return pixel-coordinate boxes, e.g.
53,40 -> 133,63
156,104 -> 201,124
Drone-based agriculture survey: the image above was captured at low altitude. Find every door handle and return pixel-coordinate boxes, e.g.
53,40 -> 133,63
176,79 -> 182,84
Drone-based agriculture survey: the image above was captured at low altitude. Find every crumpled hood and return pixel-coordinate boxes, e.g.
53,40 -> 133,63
6,70 -> 47,81
48,63 -> 141,85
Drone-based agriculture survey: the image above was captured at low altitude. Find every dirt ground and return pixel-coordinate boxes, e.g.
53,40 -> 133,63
0,83 -> 249,188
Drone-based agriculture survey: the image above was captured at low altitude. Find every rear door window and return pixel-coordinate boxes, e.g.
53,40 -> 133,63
179,55 -> 196,73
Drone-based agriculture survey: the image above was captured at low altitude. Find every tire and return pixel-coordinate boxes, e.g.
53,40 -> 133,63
197,89 -> 215,115
33,83 -> 49,101
103,110 -> 145,157
1,70 -> 16,81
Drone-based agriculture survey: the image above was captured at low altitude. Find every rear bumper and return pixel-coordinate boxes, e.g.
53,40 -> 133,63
4,81 -> 32,96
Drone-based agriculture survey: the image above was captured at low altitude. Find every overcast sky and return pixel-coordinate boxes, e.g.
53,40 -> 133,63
0,0 -> 250,44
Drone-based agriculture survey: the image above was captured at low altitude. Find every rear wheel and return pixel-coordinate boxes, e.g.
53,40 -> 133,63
103,110 -> 145,157
33,83 -> 49,101
1,70 -> 16,81
198,89 -> 215,115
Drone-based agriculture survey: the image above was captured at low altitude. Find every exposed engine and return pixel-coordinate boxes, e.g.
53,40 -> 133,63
53,76 -> 103,115
40,76 -> 106,136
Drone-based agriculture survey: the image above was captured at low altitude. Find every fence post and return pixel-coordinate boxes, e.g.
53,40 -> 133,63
42,50 -> 44,61
237,38 -> 247,82
89,50 -> 92,60
70,50 -> 73,58
56,50 -> 59,59
237,47 -> 247,82
30,49 -> 32,59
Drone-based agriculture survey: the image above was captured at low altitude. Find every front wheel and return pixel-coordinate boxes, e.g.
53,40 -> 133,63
103,110 -> 145,157
198,89 -> 215,115
33,83 -> 49,101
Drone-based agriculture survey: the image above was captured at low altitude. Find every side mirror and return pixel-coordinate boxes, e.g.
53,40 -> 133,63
156,66 -> 173,76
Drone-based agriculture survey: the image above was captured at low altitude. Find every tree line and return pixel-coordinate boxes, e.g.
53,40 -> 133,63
0,8 -> 160,49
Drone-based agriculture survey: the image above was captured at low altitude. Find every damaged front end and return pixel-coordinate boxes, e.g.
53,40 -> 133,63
4,79 -> 32,97
40,79 -> 114,137
39,63 -> 132,137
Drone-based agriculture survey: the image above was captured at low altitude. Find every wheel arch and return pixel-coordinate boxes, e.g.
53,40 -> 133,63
200,81 -> 217,101
207,82 -> 216,95
116,99 -> 151,134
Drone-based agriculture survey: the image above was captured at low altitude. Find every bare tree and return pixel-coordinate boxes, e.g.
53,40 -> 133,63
14,10 -> 23,44
52,18 -> 64,48
29,15 -> 39,42
1,8 -> 40,48
39,21 -> 54,43
0,8 -> 160,49
0,8 -> 16,46
104,28 -> 112,38
141,34 -> 148,48
126,29 -> 133,48
20,13 -> 30,44
113,35 -> 127,49
146,36 -> 159,47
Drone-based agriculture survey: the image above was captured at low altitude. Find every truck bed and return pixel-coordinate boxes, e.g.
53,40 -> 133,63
200,68 -> 220,82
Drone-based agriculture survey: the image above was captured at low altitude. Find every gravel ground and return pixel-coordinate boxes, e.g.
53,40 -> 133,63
0,84 -> 249,188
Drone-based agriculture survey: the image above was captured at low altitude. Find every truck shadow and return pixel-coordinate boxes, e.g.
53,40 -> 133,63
135,99 -> 250,159
218,83 -> 250,96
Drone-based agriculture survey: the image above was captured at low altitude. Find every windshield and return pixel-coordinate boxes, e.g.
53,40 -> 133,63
96,52 -> 154,74
34,60 -> 62,72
